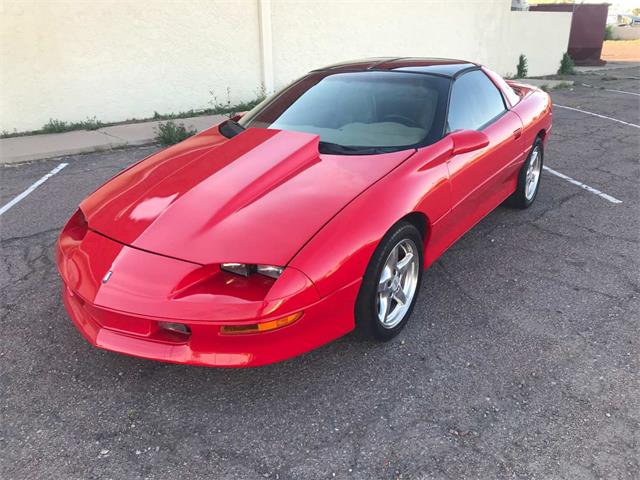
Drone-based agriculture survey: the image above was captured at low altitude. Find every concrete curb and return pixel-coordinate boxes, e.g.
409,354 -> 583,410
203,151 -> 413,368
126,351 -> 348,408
522,79 -> 575,90
0,115 -> 225,165
576,61 -> 640,73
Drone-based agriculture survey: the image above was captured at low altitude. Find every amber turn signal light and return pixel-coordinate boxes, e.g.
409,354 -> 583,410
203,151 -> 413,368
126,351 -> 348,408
220,312 -> 302,335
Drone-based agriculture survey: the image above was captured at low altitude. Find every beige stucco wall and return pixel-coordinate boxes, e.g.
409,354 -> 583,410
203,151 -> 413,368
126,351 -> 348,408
270,2 -> 572,86
611,25 -> 640,40
0,0 -> 571,132
0,0 -> 263,132
271,0 -> 504,87
499,10 -> 574,77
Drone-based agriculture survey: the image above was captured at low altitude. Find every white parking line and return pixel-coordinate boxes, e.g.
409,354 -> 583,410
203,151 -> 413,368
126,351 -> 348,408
579,83 -> 640,97
0,162 -> 69,216
553,104 -> 640,129
543,166 -> 622,204
602,88 -> 640,97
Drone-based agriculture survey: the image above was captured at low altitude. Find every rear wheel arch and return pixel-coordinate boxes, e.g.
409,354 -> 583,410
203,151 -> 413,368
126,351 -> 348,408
506,136 -> 543,209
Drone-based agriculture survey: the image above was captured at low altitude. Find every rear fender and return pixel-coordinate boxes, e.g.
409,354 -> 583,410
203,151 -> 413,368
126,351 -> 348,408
508,83 -> 553,149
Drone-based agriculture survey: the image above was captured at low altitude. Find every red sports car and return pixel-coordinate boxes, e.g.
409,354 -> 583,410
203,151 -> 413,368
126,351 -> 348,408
57,58 -> 551,367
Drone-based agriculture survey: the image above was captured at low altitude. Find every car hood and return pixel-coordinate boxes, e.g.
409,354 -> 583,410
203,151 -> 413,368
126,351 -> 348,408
81,126 -> 414,266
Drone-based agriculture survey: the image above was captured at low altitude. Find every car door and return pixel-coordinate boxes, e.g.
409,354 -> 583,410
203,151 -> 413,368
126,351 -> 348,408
445,69 -> 524,237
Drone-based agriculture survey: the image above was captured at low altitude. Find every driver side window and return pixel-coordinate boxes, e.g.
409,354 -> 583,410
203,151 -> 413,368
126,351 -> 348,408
447,70 -> 507,132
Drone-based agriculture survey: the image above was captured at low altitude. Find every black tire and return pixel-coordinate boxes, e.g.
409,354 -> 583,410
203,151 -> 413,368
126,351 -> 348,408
355,221 -> 424,341
507,137 -> 544,209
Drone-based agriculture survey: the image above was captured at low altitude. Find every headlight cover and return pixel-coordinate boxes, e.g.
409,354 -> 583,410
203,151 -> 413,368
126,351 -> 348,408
221,263 -> 284,279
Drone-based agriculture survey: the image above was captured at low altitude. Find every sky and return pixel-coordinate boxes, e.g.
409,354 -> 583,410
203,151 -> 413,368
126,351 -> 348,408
606,1 -> 639,14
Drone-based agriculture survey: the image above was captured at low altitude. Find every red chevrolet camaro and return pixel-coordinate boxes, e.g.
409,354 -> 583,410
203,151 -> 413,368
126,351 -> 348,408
57,58 -> 551,367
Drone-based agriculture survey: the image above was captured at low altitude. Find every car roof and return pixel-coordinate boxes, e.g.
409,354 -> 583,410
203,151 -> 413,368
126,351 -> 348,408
312,57 -> 480,78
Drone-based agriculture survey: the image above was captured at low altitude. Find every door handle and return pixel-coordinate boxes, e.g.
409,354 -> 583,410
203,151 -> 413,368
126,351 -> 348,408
513,128 -> 522,139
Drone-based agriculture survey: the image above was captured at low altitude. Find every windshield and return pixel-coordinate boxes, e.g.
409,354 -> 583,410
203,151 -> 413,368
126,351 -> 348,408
236,71 -> 450,153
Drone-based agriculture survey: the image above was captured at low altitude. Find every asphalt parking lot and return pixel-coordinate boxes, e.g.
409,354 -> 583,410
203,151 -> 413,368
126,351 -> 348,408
1,67 -> 638,480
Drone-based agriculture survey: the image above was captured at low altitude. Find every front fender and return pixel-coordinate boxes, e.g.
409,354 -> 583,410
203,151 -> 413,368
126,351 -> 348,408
289,138 -> 454,297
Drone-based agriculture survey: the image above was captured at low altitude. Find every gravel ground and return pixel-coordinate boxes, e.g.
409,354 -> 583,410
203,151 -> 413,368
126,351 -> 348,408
1,67 -> 638,480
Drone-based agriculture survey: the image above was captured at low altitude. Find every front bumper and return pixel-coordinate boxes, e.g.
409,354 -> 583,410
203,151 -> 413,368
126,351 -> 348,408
56,227 -> 358,367
60,280 -> 358,367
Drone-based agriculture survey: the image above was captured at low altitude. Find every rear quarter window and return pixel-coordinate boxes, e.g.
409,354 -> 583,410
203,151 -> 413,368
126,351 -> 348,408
482,67 -> 521,107
447,70 -> 507,131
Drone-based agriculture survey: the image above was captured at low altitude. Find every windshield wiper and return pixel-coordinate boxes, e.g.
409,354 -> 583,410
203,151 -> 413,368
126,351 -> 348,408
318,141 -> 396,155
219,119 -> 246,138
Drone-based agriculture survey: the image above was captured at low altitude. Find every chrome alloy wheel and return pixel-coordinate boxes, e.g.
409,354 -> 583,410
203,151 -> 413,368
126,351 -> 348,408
376,238 -> 420,329
525,146 -> 542,201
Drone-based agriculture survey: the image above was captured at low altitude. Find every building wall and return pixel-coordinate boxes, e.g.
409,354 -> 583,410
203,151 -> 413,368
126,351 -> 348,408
612,25 -> 640,40
0,0 -> 571,132
0,0 -> 263,132
500,10 -> 574,76
270,1 -> 572,87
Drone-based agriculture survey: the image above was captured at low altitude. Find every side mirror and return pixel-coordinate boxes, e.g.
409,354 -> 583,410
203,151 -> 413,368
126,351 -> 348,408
450,129 -> 489,155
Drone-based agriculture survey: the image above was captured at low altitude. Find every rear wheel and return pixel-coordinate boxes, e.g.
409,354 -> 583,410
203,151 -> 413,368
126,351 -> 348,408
355,222 -> 424,341
507,137 -> 543,209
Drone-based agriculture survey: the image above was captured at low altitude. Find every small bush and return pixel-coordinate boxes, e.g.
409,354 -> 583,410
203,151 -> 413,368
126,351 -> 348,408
41,119 -> 69,134
558,52 -> 576,75
80,116 -> 104,130
604,24 -> 614,41
3,87 -> 268,138
516,54 -> 528,78
210,86 -> 267,118
541,81 -> 574,93
41,116 -> 104,134
155,121 -> 197,146
554,81 -> 574,90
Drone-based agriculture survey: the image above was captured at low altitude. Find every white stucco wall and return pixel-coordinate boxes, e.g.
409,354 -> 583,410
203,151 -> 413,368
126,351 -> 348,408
0,0 -> 571,132
0,0 -> 263,132
612,25 -> 640,40
499,11 -> 574,77
270,1 -> 572,87
271,0 -> 505,87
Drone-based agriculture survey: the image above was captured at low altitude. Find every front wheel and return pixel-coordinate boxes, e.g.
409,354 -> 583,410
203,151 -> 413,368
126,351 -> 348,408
355,222 -> 424,341
507,138 -> 543,209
